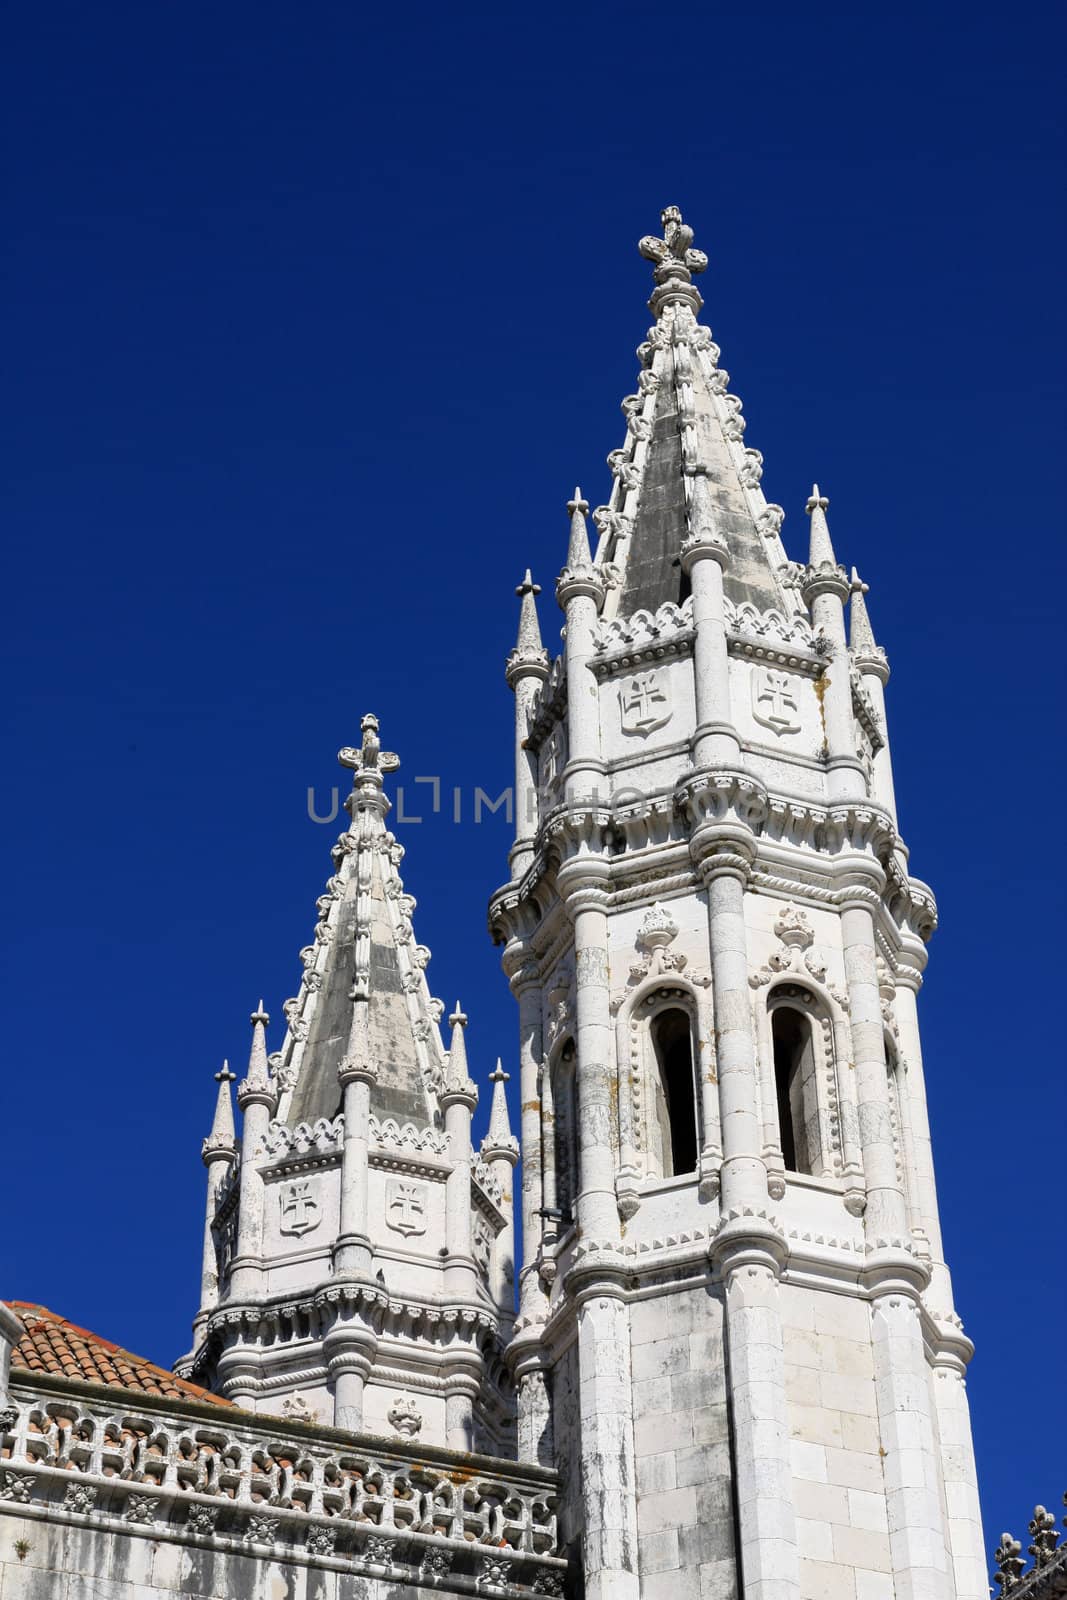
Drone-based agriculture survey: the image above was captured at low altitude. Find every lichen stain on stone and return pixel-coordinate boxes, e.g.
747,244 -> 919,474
814,671 -> 830,756
523,1099 -> 541,1113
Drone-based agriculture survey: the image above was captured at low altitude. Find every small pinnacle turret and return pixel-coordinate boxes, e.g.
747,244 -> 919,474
515,571 -> 544,651
202,1061 -> 237,1163
442,1003 -> 478,1107
565,490 -> 592,568
482,1060 -> 519,1165
805,485 -> 835,566
506,571 -> 550,690
850,568 -> 889,680
557,488 -> 604,610
237,1001 -> 276,1111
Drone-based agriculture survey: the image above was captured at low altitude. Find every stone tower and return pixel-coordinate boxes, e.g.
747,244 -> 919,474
181,714 -> 517,1455
490,209 -> 985,1600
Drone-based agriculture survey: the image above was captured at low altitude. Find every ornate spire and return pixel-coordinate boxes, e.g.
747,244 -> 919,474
481,1060 -> 519,1165
802,484 -> 849,601
557,489 -> 604,609
441,1002 -> 478,1108
638,205 -> 707,316
506,571 -> 550,688
202,1061 -> 237,1164
237,1001 -> 277,1112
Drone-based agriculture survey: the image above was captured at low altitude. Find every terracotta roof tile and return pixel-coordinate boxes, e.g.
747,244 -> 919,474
7,1302 -> 231,1408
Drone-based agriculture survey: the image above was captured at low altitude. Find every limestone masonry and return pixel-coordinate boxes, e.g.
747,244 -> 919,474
1,208 -> 986,1600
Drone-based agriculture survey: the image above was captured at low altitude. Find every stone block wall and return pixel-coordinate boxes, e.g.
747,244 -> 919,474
781,1284 -> 892,1600
629,1285 -> 738,1600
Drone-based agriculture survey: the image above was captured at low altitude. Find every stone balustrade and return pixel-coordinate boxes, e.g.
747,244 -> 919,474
0,1378 -> 565,1595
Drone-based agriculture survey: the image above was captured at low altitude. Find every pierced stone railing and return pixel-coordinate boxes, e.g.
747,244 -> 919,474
0,1380 -> 565,1595
994,1497 -> 1067,1600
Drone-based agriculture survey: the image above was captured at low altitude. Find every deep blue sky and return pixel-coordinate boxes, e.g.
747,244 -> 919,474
3,0 -> 1063,1557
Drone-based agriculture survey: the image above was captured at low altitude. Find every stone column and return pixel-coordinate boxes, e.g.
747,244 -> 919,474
840,892 -> 908,1242
195,1064 -> 237,1343
893,945 -> 953,1313
514,1356 -> 554,1468
333,1038 -> 376,1278
510,958 -> 547,1320
507,575 -> 550,880
441,1008 -> 479,1306
323,1314 -> 376,1434
682,505 -> 740,769
930,1347 -> 986,1600
802,491 -> 865,803
844,888 -> 953,1600
699,843 -> 800,1600
231,1004 -> 277,1303
566,877 -> 618,1242
0,1301 -> 25,1413
573,1280 -> 641,1600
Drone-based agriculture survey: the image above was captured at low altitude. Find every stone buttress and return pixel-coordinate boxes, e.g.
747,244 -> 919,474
490,208 -> 986,1600
180,716 -> 516,1456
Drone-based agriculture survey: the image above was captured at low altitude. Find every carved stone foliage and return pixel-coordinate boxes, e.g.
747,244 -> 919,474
749,904 -> 841,1000
618,669 -> 672,736
627,903 -> 689,985
385,1178 -> 427,1237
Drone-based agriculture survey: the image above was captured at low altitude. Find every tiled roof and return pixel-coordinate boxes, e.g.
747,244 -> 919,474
7,1302 -> 231,1408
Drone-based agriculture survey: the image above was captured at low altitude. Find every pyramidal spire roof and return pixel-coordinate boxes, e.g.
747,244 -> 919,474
593,206 -> 795,619
273,714 -> 449,1130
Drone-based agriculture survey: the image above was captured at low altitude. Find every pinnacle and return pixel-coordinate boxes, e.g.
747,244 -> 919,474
482,1057 -> 517,1162
204,1057 -> 237,1158
215,1059 -> 235,1084
243,1000 -> 272,1091
250,1000 -> 270,1026
849,566 -> 881,659
805,483 -> 837,568
564,491 -> 593,570
513,570 -> 546,657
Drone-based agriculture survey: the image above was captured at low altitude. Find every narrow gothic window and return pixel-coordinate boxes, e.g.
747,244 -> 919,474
649,1008 -> 698,1177
771,1007 -> 817,1175
552,1042 -> 579,1221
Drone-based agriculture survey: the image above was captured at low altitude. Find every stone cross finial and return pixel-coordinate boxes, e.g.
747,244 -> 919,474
339,712 -> 400,776
639,206 -> 708,279
214,1061 -> 236,1085
995,1533 -> 1026,1592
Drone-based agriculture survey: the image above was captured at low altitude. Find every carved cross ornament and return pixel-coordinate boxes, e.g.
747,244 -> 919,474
638,206 -> 708,280
619,670 -> 671,736
279,1178 -> 321,1237
385,1178 -> 427,1236
339,712 -> 400,776
752,667 -> 801,736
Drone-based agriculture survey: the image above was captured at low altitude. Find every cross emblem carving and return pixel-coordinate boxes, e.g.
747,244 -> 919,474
619,671 -> 672,736
385,1179 -> 426,1236
752,667 -> 801,736
279,1178 -> 321,1236
638,206 -> 708,278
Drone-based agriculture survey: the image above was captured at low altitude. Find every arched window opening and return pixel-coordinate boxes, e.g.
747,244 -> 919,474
552,1042 -> 579,1222
772,1007 -> 817,1176
650,1008 -> 698,1177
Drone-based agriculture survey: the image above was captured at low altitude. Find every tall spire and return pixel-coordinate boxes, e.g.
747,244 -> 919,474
481,1060 -> 518,1163
593,206 -> 793,620
202,1061 -> 237,1162
805,485 -> 836,567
